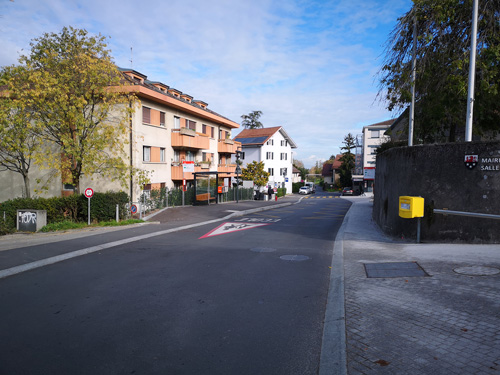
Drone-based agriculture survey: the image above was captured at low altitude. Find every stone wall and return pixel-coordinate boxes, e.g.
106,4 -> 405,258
373,141 -> 500,243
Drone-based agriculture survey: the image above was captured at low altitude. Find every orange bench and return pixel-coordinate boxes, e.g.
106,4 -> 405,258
196,193 -> 216,202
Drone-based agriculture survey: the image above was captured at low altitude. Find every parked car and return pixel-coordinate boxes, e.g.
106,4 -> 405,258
304,182 -> 315,193
299,186 -> 312,195
341,187 -> 354,196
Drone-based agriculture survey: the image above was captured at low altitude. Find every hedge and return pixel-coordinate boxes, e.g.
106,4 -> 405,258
0,191 -> 129,233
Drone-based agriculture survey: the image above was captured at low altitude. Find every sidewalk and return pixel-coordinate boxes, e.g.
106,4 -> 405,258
340,197 -> 500,374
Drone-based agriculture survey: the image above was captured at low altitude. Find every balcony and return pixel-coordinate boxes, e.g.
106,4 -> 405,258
218,139 -> 241,154
172,128 -> 210,150
217,163 -> 237,176
171,164 -> 204,180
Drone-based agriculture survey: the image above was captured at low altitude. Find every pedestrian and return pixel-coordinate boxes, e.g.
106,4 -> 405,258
268,185 -> 273,201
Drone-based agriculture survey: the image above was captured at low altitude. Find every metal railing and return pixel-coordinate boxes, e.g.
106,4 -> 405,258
433,209 -> 500,220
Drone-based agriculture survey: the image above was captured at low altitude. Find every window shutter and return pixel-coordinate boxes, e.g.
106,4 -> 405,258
142,107 -> 151,124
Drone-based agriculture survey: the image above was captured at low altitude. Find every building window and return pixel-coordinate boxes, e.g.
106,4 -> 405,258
281,140 -> 288,147
267,139 -> 274,146
280,153 -> 287,160
268,168 -> 274,176
174,150 -> 180,162
211,127 -> 215,138
266,152 -> 274,160
160,112 -> 165,127
174,116 -> 180,129
143,146 -> 151,162
186,119 -> 196,131
280,167 -> 288,176
371,130 -> 380,138
240,152 -> 245,160
142,107 -> 151,124
160,148 -> 165,162
202,124 -> 207,135
186,151 -> 195,161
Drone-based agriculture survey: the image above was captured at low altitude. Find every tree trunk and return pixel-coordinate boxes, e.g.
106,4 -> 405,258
22,173 -> 31,199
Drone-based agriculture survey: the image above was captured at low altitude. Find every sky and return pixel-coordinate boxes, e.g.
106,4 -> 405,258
0,0 -> 412,168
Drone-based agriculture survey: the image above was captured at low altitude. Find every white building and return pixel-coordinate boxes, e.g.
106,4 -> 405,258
361,120 -> 393,192
234,127 -> 297,193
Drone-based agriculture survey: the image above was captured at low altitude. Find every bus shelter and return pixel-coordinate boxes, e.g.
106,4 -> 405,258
193,171 -> 219,205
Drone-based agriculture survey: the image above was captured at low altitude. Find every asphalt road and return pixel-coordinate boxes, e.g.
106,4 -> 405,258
0,193 -> 351,375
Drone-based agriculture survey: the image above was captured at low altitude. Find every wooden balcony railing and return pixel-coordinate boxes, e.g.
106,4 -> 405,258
217,164 -> 236,174
172,129 -> 210,149
171,165 -> 204,180
217,139 -> 241,154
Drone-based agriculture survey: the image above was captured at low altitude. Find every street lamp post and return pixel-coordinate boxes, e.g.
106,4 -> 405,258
235,150 -> 242,203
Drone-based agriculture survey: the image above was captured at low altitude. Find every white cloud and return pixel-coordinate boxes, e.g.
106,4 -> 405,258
0,0 -> 412,168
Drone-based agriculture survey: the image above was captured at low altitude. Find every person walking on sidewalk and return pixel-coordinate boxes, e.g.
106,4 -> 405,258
268,185 -> 273,201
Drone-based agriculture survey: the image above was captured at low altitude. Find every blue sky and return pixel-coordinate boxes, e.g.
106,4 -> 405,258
0,0 -> 412,168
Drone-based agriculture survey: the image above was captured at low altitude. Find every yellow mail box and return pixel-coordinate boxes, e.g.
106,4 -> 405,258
399,196 -> 424,219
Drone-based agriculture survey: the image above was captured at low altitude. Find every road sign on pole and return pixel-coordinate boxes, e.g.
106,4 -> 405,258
84,188 -> 94,198
84,188 -> 93,225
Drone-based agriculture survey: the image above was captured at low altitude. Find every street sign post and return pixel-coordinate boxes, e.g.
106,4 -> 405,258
84,188 -> 94,225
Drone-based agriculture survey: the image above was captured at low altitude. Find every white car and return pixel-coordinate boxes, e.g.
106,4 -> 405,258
299,186 -> 311,195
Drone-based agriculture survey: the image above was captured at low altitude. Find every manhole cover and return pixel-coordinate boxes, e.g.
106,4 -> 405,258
250,247 -> 276,253
453,266 -> 500,276
280,255 -> 310,261
364,262 -> 429,278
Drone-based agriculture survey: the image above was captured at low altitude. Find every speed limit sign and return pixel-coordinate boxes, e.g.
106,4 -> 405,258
84,188 -> 94,198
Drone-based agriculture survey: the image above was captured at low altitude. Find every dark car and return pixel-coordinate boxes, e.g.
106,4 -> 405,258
341,187 -> 354,196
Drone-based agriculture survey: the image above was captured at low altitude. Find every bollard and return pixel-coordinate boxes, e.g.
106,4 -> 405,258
116,204 -> 119,222
275,194 -> 278,201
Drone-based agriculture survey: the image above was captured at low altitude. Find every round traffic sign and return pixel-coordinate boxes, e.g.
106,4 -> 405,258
84,188 -> 94,198
130,204 -> 138,214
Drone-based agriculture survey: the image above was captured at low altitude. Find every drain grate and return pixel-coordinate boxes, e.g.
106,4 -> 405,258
364,262 -> 429,278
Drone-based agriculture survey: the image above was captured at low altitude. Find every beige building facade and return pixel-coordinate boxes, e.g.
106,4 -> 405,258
0,68 -> 241,203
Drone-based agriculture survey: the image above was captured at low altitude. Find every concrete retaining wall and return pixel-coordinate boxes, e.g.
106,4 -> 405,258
373,141 -> 500,243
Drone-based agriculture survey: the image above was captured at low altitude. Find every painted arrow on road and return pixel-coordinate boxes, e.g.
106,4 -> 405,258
199,222 -> 269,239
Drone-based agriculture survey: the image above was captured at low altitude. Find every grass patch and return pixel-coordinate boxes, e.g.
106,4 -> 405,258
40,219 -> 145,233
100,219 -> 145,227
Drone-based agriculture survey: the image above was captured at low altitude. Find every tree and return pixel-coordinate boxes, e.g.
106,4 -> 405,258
241,161 -> 270,189
339,133 -> 356,187
379,0 -> 500,142
7,26 -> 137,194
241,110 -> 263,129
0,67 -> 39,198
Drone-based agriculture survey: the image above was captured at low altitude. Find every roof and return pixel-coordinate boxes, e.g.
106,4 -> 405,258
118,67 -> 239,129
362,119 -> 395,131
322,155 -> 342,176
234,126 -> 297,148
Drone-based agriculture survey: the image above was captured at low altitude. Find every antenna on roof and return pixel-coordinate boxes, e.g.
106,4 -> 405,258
130,47 -> 133,68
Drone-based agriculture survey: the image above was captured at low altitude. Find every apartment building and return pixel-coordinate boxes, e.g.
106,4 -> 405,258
0,68 -> 241,202
361,120 -> 393,192
233,127 -> 297,193
118,69 -> 241,201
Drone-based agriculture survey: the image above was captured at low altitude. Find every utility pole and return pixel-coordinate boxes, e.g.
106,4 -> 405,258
409,14 -> 417,146
465,0 -> 478,142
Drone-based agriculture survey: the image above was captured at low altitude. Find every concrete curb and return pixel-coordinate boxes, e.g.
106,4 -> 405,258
319,200 -> 352,375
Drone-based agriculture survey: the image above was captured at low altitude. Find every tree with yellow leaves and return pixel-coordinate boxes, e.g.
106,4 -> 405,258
4,26 -> 138,194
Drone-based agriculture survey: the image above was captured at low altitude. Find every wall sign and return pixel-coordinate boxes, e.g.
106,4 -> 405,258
465,154 -> 500,171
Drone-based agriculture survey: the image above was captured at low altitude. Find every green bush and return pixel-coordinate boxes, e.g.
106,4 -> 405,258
292,182 -> 302,193
0,191 -> 130,234
277,188 -> 286,197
